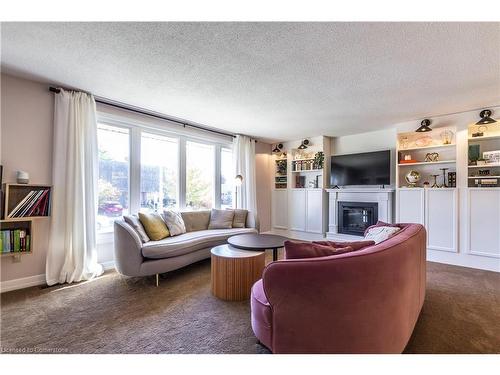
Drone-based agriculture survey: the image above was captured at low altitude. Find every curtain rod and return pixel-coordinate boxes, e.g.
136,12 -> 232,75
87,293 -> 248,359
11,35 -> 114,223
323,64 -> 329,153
49,86 -> 237,139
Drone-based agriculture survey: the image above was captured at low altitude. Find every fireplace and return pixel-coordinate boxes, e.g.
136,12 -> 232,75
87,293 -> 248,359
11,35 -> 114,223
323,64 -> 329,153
338,201 -> 378,236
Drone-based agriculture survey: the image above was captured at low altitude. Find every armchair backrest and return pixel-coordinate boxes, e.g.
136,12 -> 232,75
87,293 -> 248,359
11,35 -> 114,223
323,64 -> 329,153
262,224 -> 426,353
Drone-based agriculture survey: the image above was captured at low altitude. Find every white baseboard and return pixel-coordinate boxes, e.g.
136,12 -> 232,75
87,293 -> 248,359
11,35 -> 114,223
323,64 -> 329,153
0,274 -> 46,293
1,261 -> 116,294
427,250 -> 500,273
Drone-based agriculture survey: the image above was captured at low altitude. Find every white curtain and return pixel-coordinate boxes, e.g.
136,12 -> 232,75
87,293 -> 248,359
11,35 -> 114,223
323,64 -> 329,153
46,89 -> 103,285
233,134 -> 258,218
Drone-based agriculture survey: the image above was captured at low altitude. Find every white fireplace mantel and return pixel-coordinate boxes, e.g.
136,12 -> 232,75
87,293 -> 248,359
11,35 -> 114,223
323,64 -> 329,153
326,187 -> 394,239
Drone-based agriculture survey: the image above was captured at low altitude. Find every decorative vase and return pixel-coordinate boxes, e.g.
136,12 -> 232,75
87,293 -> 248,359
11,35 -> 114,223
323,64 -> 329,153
16,170 -> 29,184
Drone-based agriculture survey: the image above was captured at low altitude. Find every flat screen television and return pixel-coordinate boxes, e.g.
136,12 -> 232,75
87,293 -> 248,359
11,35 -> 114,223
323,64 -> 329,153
330,150 -> 390,186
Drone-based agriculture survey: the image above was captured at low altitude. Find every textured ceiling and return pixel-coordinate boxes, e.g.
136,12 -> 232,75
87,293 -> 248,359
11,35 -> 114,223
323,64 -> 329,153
1,22 -> 499,142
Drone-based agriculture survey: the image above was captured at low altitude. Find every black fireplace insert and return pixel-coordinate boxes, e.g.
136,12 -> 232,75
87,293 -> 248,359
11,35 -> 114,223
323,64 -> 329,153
338,201 -> 378,236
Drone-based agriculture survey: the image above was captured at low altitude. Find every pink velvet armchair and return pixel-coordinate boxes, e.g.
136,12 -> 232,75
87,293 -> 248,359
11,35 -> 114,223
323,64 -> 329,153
250,224 -> 426,354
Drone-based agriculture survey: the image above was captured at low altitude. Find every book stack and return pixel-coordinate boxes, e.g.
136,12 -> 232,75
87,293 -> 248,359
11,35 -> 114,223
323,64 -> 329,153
1,229 -> 30,253
7,188 -> 51,218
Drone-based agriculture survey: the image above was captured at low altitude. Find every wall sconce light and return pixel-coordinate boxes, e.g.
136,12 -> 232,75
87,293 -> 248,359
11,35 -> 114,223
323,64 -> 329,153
298,139 -> 310,149
415,119 -> 432,132
476,109 -> 497,125
272,143 -> 283,153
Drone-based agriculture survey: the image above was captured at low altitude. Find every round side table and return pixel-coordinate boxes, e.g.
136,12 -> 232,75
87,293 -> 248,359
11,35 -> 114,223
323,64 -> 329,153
210,244 -> 265,301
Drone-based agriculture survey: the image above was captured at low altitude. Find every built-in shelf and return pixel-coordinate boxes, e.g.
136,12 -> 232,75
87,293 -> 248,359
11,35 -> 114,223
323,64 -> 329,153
468,163 -> 500,168
2,251 -> 32,257
398,160 -> 456,166
292,158 -> 315,162
398,143 -> 456,152
291,169 -> 323,173
468,134 -> 500,142
468,176 -> 500,179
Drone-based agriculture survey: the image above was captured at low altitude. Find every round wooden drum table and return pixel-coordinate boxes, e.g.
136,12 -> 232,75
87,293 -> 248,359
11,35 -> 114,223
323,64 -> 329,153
210,244 -> 265,301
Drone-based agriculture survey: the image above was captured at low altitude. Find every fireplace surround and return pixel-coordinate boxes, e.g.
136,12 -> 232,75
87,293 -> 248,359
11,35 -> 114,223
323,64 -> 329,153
326,187 -> 394,239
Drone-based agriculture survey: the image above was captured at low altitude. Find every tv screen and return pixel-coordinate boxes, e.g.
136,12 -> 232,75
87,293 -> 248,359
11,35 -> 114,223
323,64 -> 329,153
330,150 -> 390,186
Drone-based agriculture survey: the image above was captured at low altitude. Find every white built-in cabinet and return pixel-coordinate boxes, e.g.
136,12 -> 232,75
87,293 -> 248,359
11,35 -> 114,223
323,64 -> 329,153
287,188 -> 326,233
467,188 -> 500,258
288,189 -> 307,231
396,188 -> 425,224
306,189 -> 324,233
271,189 -> 288,229
397,188 -> 458,253
273,188 -> 326,234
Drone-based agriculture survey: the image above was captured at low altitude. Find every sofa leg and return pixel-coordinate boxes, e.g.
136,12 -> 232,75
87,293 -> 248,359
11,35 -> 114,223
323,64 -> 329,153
156,273 -> 159,287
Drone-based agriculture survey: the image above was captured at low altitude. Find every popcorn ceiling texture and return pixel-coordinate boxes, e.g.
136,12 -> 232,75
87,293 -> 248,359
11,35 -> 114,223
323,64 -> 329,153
1,257 -> 499,354
1,22 -> 499,142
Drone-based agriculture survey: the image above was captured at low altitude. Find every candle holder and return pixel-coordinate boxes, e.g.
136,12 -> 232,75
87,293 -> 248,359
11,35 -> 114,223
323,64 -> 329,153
431,174 -> 440,188
440,168 -> 449,188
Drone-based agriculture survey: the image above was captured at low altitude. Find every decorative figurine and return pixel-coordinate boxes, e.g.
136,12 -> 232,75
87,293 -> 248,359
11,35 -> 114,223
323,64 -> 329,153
440,168 -> 449,188
405,170 -> 421,187
431,174 -> 440,188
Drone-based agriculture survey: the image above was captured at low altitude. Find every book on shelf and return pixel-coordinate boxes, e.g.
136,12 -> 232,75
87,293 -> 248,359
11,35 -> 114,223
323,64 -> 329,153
7,188 -> 51,218
0,229 -> 30,253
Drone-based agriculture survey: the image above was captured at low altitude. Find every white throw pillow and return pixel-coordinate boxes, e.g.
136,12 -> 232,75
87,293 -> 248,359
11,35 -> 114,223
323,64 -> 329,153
364,226 -> 401,244
161,210 -> 187,236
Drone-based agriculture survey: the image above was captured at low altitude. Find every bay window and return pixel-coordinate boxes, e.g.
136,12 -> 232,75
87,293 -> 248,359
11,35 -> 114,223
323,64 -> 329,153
96,114 -> 234,238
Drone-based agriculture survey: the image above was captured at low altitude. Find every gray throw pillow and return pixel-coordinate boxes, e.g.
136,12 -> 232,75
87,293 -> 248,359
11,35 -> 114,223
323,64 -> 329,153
226,208 -> 248,228
123,214 -> 150,243
208,209 -> 235,229
161,210 -> 187,236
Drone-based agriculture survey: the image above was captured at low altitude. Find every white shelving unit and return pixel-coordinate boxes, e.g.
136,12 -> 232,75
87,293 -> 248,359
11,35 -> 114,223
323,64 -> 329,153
396,127 -> 457,188
467,122 -> 500,188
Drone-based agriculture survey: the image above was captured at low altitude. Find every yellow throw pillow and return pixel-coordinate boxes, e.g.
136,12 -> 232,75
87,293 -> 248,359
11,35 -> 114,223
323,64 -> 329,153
138,212 -> 170,241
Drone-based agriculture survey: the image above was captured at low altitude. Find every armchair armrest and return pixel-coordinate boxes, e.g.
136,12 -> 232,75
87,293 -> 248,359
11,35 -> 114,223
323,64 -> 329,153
113,220 -> 144,276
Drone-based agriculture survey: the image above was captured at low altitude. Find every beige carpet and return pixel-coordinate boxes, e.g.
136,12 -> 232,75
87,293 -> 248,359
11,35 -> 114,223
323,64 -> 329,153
1,258 -> 499,354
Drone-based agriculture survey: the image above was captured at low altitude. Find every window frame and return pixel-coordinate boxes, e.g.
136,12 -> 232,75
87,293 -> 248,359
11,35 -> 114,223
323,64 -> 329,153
96,112 -> 234,244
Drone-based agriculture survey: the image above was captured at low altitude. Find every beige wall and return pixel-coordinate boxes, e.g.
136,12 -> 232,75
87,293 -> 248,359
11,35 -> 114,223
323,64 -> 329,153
1,73 -> 54,282
255,141 -> 272,232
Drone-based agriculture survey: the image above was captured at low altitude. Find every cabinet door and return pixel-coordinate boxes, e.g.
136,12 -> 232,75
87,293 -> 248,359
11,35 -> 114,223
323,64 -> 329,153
468,189 -> 500,258
306,190 -> 323,233
397,188 -> 424,224
272,190 -> 288,229
289,189 -> 306,231
425,189 -> 457,252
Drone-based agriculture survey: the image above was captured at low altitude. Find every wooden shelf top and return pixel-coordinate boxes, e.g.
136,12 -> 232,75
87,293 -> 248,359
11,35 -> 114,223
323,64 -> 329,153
1,251 -> 32,257
2,183 -> 52,188
1,216 -> 49,222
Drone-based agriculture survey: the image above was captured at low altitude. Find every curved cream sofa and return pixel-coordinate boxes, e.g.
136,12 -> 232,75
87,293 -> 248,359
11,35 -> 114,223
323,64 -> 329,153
114,210 -> 258,277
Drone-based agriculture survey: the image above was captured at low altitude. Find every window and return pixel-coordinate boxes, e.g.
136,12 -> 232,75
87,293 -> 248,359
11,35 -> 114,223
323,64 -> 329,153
220,148 -> 234,209
97,124 -> 130,233
186,141 -> 215,210
140,132 -> 179,212
96,114 -> 233,241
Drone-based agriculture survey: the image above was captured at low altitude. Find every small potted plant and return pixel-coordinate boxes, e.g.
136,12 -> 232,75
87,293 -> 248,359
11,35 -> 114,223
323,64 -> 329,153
313,151 -> 324,170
